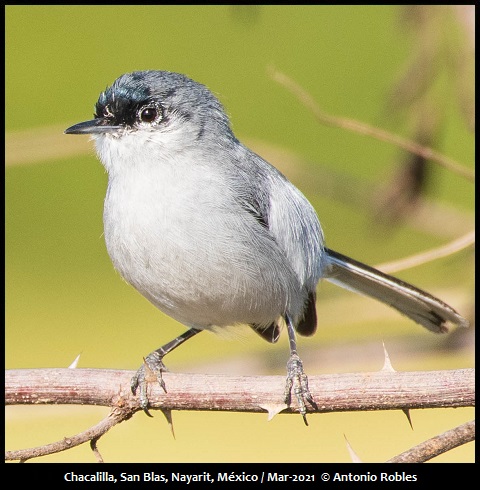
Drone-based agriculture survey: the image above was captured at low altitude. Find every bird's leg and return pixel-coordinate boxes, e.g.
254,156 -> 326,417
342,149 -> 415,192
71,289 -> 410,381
131,328 -> 202,416
284,315 -> 318,425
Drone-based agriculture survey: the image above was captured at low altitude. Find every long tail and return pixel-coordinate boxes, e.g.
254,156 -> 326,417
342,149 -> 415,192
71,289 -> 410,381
324,248 -> 468,333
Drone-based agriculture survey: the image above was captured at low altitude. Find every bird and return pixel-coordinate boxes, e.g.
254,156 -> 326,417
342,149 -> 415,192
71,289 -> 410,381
65,70 -> 468,424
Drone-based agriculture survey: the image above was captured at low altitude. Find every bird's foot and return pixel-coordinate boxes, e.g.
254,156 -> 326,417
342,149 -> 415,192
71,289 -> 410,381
131,351 -> 168,416
284,353 -> 318,425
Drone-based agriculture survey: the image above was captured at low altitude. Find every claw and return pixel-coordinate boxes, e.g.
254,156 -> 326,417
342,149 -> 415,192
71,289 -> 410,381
284,354 -> 318,425
131,352 -> 168,415
129,329 -> 202,416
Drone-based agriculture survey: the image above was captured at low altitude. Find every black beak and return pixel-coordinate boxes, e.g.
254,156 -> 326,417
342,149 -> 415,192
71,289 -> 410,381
65,118 -> 121,135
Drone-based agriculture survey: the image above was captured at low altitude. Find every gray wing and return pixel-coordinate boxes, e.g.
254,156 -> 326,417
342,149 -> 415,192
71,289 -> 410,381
229,145 -> 326,335
246,155 -> 326,329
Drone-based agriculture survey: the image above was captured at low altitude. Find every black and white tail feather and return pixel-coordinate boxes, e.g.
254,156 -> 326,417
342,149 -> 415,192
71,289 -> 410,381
324,248 -> 468,333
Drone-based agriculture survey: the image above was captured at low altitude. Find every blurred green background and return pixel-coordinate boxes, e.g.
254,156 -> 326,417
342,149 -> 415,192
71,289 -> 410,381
6,5 -> 474,463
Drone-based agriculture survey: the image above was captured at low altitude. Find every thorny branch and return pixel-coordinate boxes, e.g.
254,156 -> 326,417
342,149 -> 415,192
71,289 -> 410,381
5,367 -> 474,462
387,420 -> 475,463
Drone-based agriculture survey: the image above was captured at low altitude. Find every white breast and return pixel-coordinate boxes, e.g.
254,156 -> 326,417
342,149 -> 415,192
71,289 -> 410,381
96,133 -> 304,330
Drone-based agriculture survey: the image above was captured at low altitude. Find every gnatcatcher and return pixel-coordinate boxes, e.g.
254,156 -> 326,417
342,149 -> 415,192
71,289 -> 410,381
65,71 -> 468,424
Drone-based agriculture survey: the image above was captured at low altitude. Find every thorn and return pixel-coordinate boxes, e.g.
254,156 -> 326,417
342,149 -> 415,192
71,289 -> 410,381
344,434 -> 362,462
380,343 -> 413,429
381,341 -> 396,372
259,403 -> 288,421
68,353 -> 81,369
402,409 -> 414,430
161,409 -> 175,439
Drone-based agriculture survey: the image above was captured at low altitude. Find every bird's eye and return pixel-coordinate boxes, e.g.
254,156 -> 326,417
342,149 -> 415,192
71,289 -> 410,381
138,104 -> 163,125
140,107 -> 157,122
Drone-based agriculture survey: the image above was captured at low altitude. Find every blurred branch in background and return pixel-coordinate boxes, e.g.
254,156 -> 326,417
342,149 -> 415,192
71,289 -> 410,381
378,5 -> 475,223
389,5 -> 475,130
268,65 -> 474,182
5,124 -> 90,167
269,5 -> 474,235
375,229 -> 474,274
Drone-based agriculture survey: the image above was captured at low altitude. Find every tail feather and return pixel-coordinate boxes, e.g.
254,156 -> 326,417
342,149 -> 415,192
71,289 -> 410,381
324,248 -> 468,333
